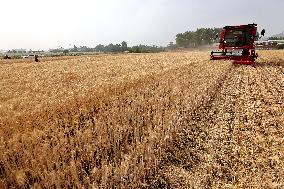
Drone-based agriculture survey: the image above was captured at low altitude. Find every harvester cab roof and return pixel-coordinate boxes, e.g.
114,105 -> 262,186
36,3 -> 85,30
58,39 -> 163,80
211,23 -> 265,65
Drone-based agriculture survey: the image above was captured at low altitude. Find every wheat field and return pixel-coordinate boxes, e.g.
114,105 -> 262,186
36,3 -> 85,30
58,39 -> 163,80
0,51 -> 283,188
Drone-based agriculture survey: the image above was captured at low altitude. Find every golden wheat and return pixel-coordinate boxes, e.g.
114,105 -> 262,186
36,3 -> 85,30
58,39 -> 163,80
0,51 -> 283,188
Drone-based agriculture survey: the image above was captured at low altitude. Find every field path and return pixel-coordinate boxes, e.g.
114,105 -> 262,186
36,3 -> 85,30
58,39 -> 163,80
161,63 -> 284,188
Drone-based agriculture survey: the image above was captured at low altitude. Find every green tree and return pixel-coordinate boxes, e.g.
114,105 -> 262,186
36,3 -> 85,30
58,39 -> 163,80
175,27 -> 221,48
106,44 -> 114,52
113,44 -> 122,52
63,49 -> 69,55
167,42 -> 177,50
73,45 -> 78,52
121,41 -> 128,52
95,44 -> 105,52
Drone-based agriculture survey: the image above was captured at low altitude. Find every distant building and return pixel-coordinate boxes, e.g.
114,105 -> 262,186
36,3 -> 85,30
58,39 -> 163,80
0,50 -> 8,54
255,40 -> 283,50
267,40 -> 284,45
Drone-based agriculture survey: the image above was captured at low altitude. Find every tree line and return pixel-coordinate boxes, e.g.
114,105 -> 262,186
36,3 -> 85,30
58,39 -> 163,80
92,42 -> 165,53
50,41 -> 165,54
168,28 -> 222,49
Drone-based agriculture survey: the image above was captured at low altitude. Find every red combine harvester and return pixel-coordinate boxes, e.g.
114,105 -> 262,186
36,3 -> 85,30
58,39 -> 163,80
210,23 -> 265,65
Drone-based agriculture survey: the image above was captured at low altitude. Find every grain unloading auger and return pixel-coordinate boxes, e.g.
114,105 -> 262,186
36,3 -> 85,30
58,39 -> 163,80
210,23 -> 265,65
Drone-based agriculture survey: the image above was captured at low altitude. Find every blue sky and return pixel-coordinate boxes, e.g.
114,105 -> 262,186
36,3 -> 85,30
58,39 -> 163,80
0,0 -> 283,50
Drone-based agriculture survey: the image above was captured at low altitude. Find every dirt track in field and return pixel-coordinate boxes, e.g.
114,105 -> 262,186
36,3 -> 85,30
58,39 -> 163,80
160,62 -> 284,188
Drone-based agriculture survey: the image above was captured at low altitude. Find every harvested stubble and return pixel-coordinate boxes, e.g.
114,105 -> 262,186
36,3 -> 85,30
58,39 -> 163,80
0,52 -> 231,188
159,50 -> 284,188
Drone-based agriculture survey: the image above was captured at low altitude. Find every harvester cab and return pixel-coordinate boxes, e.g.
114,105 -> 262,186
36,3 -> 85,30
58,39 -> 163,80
210,23 -> 265,65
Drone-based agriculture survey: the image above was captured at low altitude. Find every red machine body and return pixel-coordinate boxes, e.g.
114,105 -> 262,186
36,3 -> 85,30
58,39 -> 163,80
210,23 -> 259,65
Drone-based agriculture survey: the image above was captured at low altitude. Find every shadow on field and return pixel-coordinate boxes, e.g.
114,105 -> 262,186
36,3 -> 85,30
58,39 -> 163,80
254,61 -> 284,67
230,61 -> 284,68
